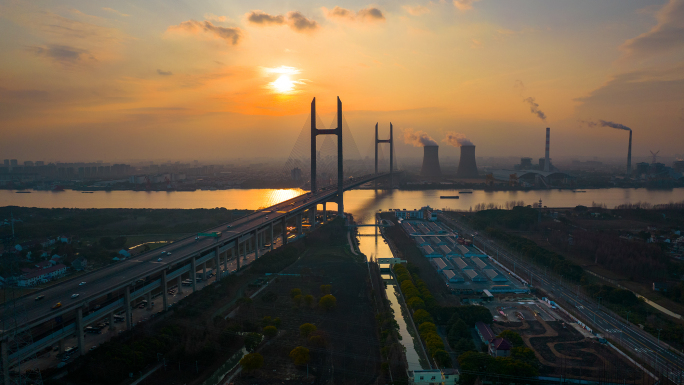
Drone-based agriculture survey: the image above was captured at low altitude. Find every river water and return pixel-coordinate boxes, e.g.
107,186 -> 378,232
1,187 -> 682,211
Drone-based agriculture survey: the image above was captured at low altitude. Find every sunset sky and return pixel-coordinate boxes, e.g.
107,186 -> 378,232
1,0 -> 683,163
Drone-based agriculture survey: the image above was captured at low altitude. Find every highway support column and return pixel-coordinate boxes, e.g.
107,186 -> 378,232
76,307 -> 85,356
323,202 -> 327,223
297,213 -> 302,236
270,222 -> 274,251
282,217 -> 288,245
202,263 -> 206,283
255,230 -> 260,259
311,206 -> 317,230
161,270 -> 168,311
233,246 -> 239,270
124,286 -> 132,331
2,340 -> 9,385
177,275 -> 183,294
214,246 -> 221,281
190,257 -> 197,293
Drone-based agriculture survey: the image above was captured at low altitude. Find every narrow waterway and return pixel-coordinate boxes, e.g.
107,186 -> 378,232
354,216 -> 426,370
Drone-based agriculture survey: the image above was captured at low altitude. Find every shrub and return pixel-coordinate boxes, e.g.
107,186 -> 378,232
289,346 -> 310,365
320,284 -> 332,294
304,294 -> 314,307
240,353 -> 264,372
244,332 -> 262,352
300,323 -> 317,337
319,294 -> 337,311
290,288 -> 302,298
263,325 -> 278,338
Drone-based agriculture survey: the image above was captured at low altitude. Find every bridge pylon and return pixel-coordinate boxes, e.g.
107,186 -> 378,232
311,97 -> 344,217
375,122 -> 394,188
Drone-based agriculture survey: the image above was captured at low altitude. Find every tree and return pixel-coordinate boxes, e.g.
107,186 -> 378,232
320,284 -> 331,294
497,330 -> 523,347
240,353 -> 264,372
244,332 -> 262,352
293,294 -> 303,307
289,346 -> 310,366
262,316 -> 273,326
263,326 -> 278,339
407,297 -> 425,310
433,349 -> 452,368
304,294 -> 314,308
290,288 -> 302,298
510,346 -> 536,364
319,294 -> 337,311
454,338 -> 476,353
413,309 -> 433,325
419,322 -> 437,336
300,323 -> 317,337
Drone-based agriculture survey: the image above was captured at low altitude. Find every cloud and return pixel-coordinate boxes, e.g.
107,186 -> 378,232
453,0 -> 481,11
324,6 -> 386,23
27,44 -> 95,65
287,11 -> 320,31
167,20 -> 242,45
102,7 -> 130,17
247,10 -> 285,25
621,0 -> 684,57
246,10 -> 319,32
403,5 -> 430,16
157,69 -> 173,76
575,67 -> 684,106
204,13 -> 229,22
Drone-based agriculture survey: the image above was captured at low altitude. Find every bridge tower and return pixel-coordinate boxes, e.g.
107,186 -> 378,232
375,122 -> 394,188
311,97 -> 344,217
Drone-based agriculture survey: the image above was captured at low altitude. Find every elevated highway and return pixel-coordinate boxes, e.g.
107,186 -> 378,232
0,172 -> 390,375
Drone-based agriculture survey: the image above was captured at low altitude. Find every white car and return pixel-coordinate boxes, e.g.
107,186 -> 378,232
166,252 -> 172,256
157,258 -> 163,262
71,294 -> 79,299
161,251 -> 167,255
79,281 -> 86,286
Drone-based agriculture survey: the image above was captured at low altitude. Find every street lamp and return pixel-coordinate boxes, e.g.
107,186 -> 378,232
625,310 -> 631,324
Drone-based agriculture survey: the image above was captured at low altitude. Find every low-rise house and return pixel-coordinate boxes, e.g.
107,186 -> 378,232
653,282 -> 668,292
475,321 -> 495,344
409,369 -> 459,385
17,264 -> 68,287
489,338 -> 512,357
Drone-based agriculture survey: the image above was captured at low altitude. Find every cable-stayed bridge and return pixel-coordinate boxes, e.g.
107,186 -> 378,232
0,97 -> 396,380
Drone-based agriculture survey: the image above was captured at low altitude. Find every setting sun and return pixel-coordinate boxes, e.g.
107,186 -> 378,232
271,75 -> 295,93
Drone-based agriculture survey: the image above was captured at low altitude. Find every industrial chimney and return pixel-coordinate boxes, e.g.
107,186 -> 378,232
544,127 -> 550,172
627,130 -> 632,175
420,145 -> 442,178
456,145 -> 479,178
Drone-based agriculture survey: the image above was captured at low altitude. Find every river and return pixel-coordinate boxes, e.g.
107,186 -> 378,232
1,187 -> 682,211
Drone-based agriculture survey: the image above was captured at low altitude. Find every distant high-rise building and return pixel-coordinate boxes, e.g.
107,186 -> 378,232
35,161 -> 44,166
3,160 -> 9,167
291,167 -> 302,181
24,161 -> 34,167
10,159 -> 17,166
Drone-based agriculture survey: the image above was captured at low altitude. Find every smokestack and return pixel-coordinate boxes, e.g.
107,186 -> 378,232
627,130 -> 632,175
456,145 -> 479,178
420,146 -> 442,178
544,127 -> 550,172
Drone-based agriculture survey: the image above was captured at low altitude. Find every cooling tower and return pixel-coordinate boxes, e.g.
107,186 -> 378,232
420,145 -> 442,178
456,145 -> 479,178
627,130 -> 632,175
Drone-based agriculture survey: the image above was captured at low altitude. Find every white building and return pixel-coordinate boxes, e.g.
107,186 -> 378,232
17,264 -> 68,287
409,369 -> 459,385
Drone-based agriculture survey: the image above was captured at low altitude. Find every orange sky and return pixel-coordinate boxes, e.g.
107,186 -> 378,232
0,0 -> 683,162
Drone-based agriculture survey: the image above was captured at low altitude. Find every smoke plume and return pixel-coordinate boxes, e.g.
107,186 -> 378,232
443,132 -> 474,147
523,97 -> 547,121
403,128 -> 438,147
582,120 -> 632,131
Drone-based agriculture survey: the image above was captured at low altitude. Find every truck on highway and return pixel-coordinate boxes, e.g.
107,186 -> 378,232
197,232 -> 221,238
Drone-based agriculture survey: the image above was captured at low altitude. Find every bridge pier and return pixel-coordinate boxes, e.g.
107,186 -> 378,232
282,217 -> 287,245
191,257 -> 197,293
177,275 -> 183,294
76,307 -> 85,356
124,286 -> 132,330
214,246 -> 221,281
270,222 -> 274,251
297,213 -> 303,235
202,262 -> 207,282
255,230 -> 260,259
323,202 -> 327,223
162,270 -> 168,310
311,206 -> 317,230
243,239 -> 247,260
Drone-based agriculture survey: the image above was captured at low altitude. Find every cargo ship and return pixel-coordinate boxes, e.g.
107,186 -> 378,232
440,195 -> 459,199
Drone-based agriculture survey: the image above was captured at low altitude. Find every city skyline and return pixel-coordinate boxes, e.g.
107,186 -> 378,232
1,0 -> 683,162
